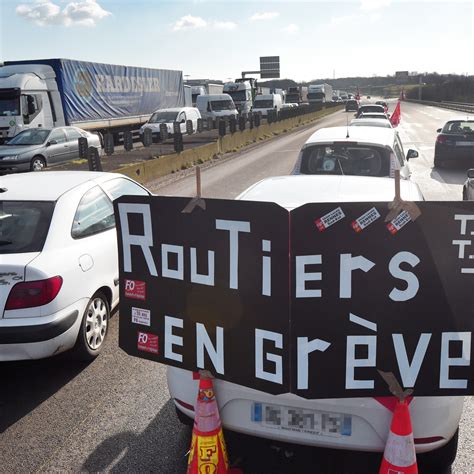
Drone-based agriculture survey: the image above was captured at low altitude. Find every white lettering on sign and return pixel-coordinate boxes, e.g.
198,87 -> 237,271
161,244 -> 184,280
196,323 -> 224,375
297,337 -> 331,389
440,332 -> 471,389
255,329 -> 283,384
190,248 -> 215,286
119,203 -> 158,276
339,254 -> 375,298
215,219 -> 251,290
393,333 -> 431,387
164,316 -> 183,363
295,255 -> 322,298
452,215 -> 474,273
96,74 -> 161,93
388,252 -> 420,302
262,239 -> 271,296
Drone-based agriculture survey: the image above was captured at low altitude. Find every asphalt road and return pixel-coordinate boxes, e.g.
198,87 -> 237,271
0,101 -> 472,474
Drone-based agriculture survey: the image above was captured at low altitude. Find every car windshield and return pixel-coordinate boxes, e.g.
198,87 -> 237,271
148,111 -> 179,123
254,100 -> 274,108
360,106 -> 384,113
308,92 -> 324,99
299,144 -> 391,177
442,121 -> 474,134
211,100 -> 234,111
5,129 -> 51,145
350,121 -> 391,128
0,97 -> 20,117
226,90 -> 246,101
359,114 -> 388,119
0,201 -> 55,254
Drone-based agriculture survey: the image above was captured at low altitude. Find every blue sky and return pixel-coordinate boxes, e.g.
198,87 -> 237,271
1,0 -> 473,81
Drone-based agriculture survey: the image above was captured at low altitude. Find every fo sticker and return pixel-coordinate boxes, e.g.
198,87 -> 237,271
352,207 -> 381,233
124,279 -> 146,300
314,207 -> 345,232
137,332 -> 159,354
132,307 -> 151,326
386,210 -> 412,235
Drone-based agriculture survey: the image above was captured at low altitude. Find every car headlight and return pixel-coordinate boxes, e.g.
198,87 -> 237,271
2,155 -> 18,161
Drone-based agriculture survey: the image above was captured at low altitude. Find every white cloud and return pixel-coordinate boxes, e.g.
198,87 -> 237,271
214,21 -> 237,30
369,12 -> 382,22
283,24 -> 299,34
173,14 -> 207,31
16,0 -> 111,27
250,12 -> 279,21
360,0 -> 391,11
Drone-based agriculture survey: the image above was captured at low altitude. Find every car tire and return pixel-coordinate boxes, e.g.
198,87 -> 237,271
175,406 -> 194,427
30,156 -> 46,171
72,292 -> 110,361
417,429 -> 458,474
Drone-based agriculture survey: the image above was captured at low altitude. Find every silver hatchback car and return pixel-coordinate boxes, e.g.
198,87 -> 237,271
0,126 -> 102,173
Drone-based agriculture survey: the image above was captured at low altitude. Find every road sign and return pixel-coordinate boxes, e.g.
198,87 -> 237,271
260,56 -> 280,79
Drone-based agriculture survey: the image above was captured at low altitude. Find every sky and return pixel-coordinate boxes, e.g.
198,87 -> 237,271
1,0 -> 473,81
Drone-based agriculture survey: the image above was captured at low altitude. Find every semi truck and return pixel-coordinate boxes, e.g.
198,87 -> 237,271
223,78 -> 258,114
307,83 -> 333,104
0,58 -> 185,142
286,86 -> 308,105
190,83 -> 224,105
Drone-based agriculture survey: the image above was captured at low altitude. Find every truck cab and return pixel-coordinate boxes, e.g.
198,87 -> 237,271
0,64 -> 63,143
223,81 -> 253,114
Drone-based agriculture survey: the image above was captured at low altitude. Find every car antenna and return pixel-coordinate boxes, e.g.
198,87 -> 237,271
346,116 -> 350,138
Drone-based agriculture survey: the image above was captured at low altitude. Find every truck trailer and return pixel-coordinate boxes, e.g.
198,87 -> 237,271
307,83 -> 333,104
190,83 -> 224,105
0,58 -> 185,141
286,86 -> 308,105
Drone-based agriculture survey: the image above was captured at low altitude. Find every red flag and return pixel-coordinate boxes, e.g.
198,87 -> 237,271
390,100 -> 401,127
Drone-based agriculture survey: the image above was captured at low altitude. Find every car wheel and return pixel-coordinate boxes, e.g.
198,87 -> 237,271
175,406 -> 194,426
73,292 -> 109,361
417,429 -> 458,474
30,156 -> 46,171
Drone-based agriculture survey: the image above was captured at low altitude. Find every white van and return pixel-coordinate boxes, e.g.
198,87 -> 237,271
140,107 -> 201,138
252,93 -> 283,117
196,94 -> 238,120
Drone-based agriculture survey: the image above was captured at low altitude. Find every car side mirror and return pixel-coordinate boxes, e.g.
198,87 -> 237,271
437,128 -> 442,133
406,149 -> 418,160
47,139 -> 57,146
467,169 -> 474,179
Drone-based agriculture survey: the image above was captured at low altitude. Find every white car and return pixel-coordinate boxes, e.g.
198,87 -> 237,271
140,107 -> 201,139
168,175 -> 463,473
0,171 -> 150,361
292,126 -> 417,180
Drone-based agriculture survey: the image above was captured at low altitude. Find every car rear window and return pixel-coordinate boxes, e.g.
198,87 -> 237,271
0,201 -> 55,254
299,145 -> 391,177
442,121 -> 474,134
360,106 -> 384,113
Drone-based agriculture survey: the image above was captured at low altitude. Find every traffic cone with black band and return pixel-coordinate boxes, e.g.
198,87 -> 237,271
187,373 -> 242,474
379,399 -> 418,474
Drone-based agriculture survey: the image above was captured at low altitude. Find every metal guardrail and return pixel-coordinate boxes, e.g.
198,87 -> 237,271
405,99 -> 474,114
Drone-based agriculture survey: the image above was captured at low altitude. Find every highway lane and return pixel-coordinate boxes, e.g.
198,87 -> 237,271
0,103 -> 471,474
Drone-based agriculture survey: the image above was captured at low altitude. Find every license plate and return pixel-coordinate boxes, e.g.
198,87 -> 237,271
251,402 -> 352,437
456,141 -> 474,146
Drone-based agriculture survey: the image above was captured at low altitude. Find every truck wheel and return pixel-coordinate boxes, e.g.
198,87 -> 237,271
72,291 -> 109,361
30,156 -> 46,171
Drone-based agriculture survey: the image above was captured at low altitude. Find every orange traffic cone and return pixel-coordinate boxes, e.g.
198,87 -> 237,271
379,399 -> 418,474
187,374 -> 241,474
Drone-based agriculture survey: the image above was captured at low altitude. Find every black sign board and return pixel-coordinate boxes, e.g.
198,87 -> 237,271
260,56 -> 280,79
115,197 -> 474,399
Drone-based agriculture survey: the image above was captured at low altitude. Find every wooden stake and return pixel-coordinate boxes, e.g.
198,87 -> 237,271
196,166 -> 202,198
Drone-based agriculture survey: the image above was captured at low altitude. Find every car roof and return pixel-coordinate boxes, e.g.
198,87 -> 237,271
152,107 -> 196,113
237,175 -> 423,210
0,171 -> 124,201
444,116 -> 474,122
359,104 -> 384,108
304,126 -> 396,147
